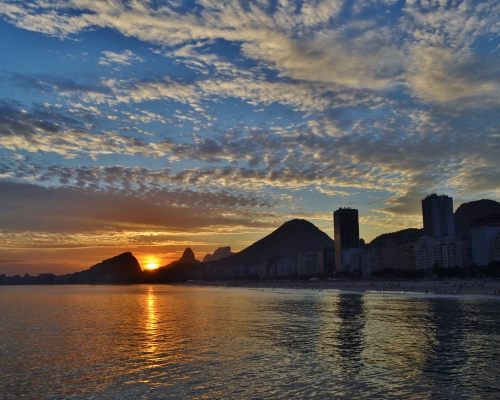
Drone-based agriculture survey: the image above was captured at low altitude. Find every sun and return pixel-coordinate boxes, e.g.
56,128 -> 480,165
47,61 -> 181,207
143,256 -> 161,270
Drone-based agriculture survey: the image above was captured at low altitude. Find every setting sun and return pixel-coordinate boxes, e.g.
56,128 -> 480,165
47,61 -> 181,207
142,256 -> 161,270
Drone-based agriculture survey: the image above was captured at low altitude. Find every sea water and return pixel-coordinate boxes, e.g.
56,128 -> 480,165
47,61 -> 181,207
0,285 -> 499,398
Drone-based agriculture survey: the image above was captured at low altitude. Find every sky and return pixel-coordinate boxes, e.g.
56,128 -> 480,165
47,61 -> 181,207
1,0 -> 500,275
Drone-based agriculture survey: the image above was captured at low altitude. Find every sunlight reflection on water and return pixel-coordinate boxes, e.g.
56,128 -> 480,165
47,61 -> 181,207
0,285 -> 499,398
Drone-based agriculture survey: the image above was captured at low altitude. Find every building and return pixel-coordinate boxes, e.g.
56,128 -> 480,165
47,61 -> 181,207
422,194 -> 456,237
318,247 -> 335,278
471,215 -> 500,266
439,237 -> 459,268
269,258 -> 294,278
266,255 -> 280,277
450,234 -> 473,269
351,252 -> 363,276
362,248 -> 380,278
492,233 -> 500,262
334,207 -> 360,270
379,241 -> 397,270
413,237 -> 435,271
396,240 -> 415,270
341,248 -> 362,274
297,253 -> 319,276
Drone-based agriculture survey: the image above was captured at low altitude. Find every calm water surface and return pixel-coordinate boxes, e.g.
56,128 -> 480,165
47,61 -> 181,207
0,285 -> 499,398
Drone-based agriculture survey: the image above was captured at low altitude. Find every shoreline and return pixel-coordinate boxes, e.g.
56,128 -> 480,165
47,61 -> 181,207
189,279 -> 500,298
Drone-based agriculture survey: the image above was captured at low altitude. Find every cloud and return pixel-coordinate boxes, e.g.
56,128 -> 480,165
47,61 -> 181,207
8,72 -> 113,96
0,180 -> 278,234
2,0 -> 499,100
0,100 -> 163,159
2,102 -> 500,206
99,49 -> 144,66
407,46 -> 500,103
0,0 -> 404,90
1,0 -> 500,228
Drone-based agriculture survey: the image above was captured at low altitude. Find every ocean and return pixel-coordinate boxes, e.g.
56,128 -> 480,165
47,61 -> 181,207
0,285 -> 499,398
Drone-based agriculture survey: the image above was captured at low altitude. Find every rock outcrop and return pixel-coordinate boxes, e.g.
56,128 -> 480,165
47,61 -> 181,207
203,246 -> 234,263
164,247 -> 201,268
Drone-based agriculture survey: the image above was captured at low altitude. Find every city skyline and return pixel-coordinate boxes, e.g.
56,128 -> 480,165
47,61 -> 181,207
3,193 -> 499,280
1,0 -> 500,274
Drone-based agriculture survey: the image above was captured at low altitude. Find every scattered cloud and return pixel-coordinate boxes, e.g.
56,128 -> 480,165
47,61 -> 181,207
99,49 -> 144,66
1,0 -> 500,273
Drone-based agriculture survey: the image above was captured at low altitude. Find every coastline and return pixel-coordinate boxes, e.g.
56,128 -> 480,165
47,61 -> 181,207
188,279 -> 500,298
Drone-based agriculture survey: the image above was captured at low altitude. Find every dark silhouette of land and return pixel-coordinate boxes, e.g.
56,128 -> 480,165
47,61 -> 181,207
454,199 -> 500,234
164,247 -> 201,268
367,228 -> 424,249
211,219 -> 334,268
203,247 -> 234,263
2,199 -> 500,285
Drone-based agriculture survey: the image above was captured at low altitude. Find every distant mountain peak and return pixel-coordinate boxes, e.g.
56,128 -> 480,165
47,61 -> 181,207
164,247 -> 201,268
203,246 -> 234,263
180,247 -> 196,262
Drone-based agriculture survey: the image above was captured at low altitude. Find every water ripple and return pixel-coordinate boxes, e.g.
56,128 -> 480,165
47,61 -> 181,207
0,285 -> 499,398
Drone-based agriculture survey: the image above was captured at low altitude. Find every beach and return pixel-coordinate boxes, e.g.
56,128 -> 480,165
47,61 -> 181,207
193,279 -> 500,298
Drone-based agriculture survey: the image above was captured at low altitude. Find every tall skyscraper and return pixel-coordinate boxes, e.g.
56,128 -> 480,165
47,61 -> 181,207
470,215 -> 500,266
334,207 -> 359,267
421,194 -> 455,237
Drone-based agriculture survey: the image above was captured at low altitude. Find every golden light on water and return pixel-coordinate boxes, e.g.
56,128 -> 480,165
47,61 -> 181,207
145,286 -> 158,355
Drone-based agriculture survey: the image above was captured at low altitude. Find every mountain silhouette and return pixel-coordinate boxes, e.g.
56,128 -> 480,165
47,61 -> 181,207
367,228 -> 424,248
89,252 -> 142,276
67,252 -> 143,283
164,247 -> 201,268
203,246 -> 234,263
454,199 -> 500,234
211,219 -> 334,267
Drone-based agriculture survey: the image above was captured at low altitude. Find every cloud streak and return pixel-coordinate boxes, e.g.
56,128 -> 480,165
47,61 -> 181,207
0,0 -> 499,273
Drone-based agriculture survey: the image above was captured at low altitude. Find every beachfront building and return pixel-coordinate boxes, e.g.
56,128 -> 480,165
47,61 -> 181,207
422,194 -> 456,237
361,248 -> 380,277
493,233 -> 500,262
351,252 -> 363,276
396,240 -> 415,270
379,241 -> 397,270
427,234 -> 472,269
341,248 -> 362,274
413,236 -> 435,271
334,207 -> 360,271
297,252 -> 319,276
268,259 -> 295,278
471,215 -> 500,266
318,247 -> 335,278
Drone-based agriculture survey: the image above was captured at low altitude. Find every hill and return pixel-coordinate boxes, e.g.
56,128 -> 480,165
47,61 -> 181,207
88,252 -> 142,277
203,246 -> 234,262
211,219 -> 334,267
454,199 -> 500,234
164,247 -> 201,268
62,252 -> 143,283
367,228 -> 424,248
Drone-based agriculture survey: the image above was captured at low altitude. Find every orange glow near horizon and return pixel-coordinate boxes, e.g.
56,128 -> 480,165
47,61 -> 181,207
142,256 -> 161,270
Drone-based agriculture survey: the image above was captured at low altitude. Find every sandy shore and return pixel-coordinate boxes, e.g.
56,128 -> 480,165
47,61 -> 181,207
192,279 -> 500,298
